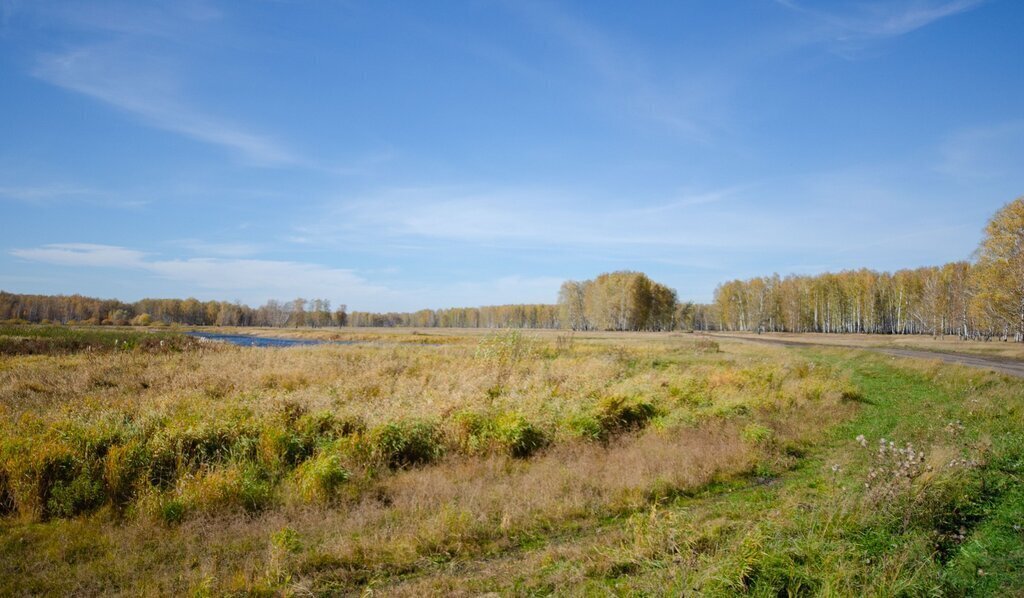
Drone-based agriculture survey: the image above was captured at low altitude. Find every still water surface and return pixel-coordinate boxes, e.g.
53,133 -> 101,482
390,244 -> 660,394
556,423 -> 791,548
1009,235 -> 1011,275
186,331 -> 358,348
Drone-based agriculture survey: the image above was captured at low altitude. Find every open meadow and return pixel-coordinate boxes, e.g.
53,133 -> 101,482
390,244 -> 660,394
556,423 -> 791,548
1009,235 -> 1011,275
1,324 -> 1024,595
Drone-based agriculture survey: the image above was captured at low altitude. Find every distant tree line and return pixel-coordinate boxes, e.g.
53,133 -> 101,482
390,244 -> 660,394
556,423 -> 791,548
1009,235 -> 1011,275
0,294 -> 347,328
346,304 -> 560,328
712,265 -> 973,336
712,197 -> 1024,341
5,197 -> 1022,337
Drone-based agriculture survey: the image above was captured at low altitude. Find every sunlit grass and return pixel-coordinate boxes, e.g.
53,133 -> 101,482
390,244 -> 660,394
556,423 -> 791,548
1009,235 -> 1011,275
0,328 -> 1022,594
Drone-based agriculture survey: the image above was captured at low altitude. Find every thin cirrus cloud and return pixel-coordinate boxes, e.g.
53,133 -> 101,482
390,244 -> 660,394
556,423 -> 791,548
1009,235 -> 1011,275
19,0 -> 299,167
8,243 -> 569,310
10,243 -> 389,307
303,185 -> 817,252
841,0 -> 985,38
0,184 -> 95,204
32,45 -> 300,166
0,183 -> 149,208
502,1 -> 729,143
295,175 -> 983,266
772,0 -> 987,64
776,0 -> 986,46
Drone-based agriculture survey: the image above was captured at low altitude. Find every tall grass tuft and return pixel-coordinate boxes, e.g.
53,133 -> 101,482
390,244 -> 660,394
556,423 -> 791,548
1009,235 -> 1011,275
293,451 -> 350,503
452,410 -> 548,458
369,420 -> 444,469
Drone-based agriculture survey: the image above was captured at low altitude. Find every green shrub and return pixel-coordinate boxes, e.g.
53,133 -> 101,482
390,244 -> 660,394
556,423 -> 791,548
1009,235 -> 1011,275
296,411 -> 365,445
272,527 -> 303,553
567,413 -> 605,442
159,498 -> 185,525
453,411 -> 548,458
103,441 -> 148,509
741,423 -> 774,446
236,465 -> 275,513
0,467 -> 13,515
838,382 -> 864,402
169,424 -> 240,467
294,452 -> 350,503
177,463 -> 275,516
6,444 -> 104,520
668,379 -> 712,407
370,420 -> 442,469
259,424 -> 311,470
147,418 -> 260,483
147,442 -> 178,490
259,410 -> 365,473
491,412 -> 548,458
47,469 -> 104,519
595,396 -> 658,435
452,411 -> 489,453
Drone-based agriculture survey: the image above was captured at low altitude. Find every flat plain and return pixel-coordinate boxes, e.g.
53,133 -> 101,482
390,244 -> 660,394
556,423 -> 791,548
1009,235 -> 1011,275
1,325 -> 1023,595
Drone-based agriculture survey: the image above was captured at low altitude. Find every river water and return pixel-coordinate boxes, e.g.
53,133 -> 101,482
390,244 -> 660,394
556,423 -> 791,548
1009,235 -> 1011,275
186,331 -> 358,348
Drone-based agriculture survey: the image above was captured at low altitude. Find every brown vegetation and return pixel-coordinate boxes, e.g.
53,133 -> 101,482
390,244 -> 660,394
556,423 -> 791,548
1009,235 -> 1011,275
0,329 -> 859,594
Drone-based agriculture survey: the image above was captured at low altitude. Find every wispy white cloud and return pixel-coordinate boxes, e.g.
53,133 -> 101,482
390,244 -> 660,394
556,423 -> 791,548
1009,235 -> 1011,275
0,182 -> 149,208
33,44 -> 299,166
848,0 -> 984,38
11,243 -> 147,268
10,243 -> 388,306
291,183 -> 853,256
777,0 -> 986,55
502,1 -> 731,142
292,167 -> 995,273
15,1 -> 302,167
0,184 -> 94,203
9,243 -> 572,310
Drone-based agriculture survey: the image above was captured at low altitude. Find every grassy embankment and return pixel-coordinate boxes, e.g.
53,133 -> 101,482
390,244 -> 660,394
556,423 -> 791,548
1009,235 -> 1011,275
0,325 -> 1022,595
0,324 -> 196,355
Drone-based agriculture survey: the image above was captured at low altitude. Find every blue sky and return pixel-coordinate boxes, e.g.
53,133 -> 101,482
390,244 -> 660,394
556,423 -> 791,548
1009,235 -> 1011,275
1,0 -> 1022,311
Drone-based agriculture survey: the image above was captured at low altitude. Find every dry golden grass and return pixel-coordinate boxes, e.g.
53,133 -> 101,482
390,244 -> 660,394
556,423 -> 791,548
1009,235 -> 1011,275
0,329 -> 865,594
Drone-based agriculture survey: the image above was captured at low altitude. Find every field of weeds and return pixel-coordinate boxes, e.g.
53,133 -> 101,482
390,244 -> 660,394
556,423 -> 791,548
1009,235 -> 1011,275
1,325 -> 1022,595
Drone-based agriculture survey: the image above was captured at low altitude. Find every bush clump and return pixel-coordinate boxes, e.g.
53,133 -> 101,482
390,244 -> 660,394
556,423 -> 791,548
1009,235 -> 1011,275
595,396 -> 658,435
0,467 -> 13,515
741,422 -> 775,446
260,410 -> 365,472
492,412 -> 548,458
567,397 -> 659,443
370,420 -> 443,469
293,451 -> 350,503
3,443 -> 104,519
103,441 -> 149,510
46,467 -> 105,519
567,413 -> 606,442
453,411 -> 548,458
259,424 -> 313,471
175,462 -> 274,516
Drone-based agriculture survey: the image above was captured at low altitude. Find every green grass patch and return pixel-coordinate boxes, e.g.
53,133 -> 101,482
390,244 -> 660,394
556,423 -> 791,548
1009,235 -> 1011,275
0,324 -> 193,355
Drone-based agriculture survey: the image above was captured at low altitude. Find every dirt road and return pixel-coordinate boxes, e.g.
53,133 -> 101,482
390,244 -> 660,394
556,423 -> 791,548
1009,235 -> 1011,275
711,334 -> 1024,378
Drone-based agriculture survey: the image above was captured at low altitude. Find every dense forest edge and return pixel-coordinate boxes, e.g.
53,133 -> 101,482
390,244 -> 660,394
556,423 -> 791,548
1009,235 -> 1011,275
3,196 -> 1024,340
